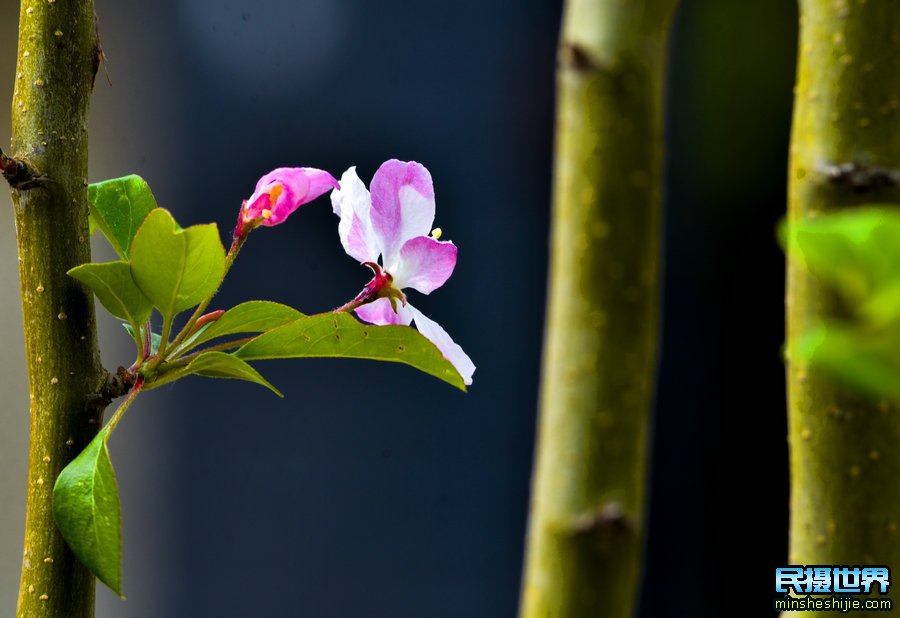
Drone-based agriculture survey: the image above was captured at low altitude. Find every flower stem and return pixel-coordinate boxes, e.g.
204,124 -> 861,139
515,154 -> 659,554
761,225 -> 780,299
519,1 -> 676,616
10,1 -> 104,616
333,262 -> 396,314
334,295 -> 368,314
156,315 -> 175,361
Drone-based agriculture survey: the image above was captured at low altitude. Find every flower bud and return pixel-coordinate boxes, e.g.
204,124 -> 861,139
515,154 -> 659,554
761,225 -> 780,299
235,167 -> 338,238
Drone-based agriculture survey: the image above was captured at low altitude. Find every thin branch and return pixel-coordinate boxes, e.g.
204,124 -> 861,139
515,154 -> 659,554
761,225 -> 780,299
12,1 -> 103,616
786,0 -> 900,582
519,0 -> 677,616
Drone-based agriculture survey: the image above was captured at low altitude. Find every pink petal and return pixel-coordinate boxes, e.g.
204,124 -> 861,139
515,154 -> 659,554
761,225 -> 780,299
392,236 -> 457,294
370,160 -> 436,269
247,167 -> 338,226
331,167 -> 379,263
303,168 -> 342,201
354,297 -> 412,326
242,192 -> 272,222
408,305 -> 475,385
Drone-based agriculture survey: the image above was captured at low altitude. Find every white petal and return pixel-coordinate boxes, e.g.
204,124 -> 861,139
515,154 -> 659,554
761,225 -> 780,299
408,305 -> 475,386
331,167 -> 380,263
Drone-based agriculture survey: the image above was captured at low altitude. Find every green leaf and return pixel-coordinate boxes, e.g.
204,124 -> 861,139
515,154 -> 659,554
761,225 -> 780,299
235,313 -> 466,391
130,209 -> 226,320
52,429 -> 123,597
160,351 -> 282,396
188,301 -> 305,348
68,261 -> 153,328
88,175 -> 159,258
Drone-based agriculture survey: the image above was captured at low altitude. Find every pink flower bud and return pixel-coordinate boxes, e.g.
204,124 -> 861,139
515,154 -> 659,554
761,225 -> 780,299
236,167 -> 339,238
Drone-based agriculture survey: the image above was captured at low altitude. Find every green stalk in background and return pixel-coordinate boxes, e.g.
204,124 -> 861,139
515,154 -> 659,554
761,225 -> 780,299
520,1 -> 677,616
786,1 -> 900,616
5,1 -> 106,616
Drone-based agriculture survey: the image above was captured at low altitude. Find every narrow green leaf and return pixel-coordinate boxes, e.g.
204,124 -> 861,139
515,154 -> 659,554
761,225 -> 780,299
169,322 -> 212,357
88,175 -> 159,258
122,323 -> 161,355
130,209 -> 226,320
69,261 -> 153,328
52,429 -> 123,597
163,351 -> 282,396
189,301 -> 305,348
235,313 -> 466,391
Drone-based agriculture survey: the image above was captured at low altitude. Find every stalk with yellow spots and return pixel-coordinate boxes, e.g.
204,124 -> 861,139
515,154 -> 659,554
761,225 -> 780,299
519,0 -> 677,616
9,1 -> 105,617
786,1 -> 900,616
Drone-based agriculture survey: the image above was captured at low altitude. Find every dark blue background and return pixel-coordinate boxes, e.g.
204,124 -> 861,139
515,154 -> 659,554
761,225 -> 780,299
0,1 -> 798,616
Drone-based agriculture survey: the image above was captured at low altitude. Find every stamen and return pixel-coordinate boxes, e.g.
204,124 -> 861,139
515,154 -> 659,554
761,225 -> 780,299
267,182 -> 284,206
431,227 -> 442,240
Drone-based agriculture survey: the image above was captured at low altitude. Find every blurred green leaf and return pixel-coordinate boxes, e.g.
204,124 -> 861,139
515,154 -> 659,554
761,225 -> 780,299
52,429 -> 123,597
795,325 -> 900,400
786,207 -> 900,309
786,207 -> 900,400
130,209 -> 225,320
860,282 -> 900,327
88,175 -> 158,258
236,313 -> 466,391
68,261 -> 153,330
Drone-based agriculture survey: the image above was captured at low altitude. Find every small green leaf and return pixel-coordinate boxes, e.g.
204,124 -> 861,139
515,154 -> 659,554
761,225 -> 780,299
88,175 -> 159,258
130,209 -> 226,320
53,429 -> 123,597
189,301 -> 305,348
158,351 -> 282,396
69,261 -> 153,328
235,313 -> 466,391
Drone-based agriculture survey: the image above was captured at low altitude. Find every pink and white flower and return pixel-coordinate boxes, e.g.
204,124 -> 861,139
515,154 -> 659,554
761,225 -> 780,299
236,167 -> 339,237
331,159 -> 475,385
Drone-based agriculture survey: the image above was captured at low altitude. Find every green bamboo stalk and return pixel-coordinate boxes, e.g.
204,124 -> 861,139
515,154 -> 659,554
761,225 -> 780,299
520,1 -> 676,616
8,1 -> 104,616
786,2 -> 900,616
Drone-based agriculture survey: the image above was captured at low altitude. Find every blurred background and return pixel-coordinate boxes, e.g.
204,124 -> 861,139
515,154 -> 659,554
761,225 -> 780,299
0,1 -> 797,616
